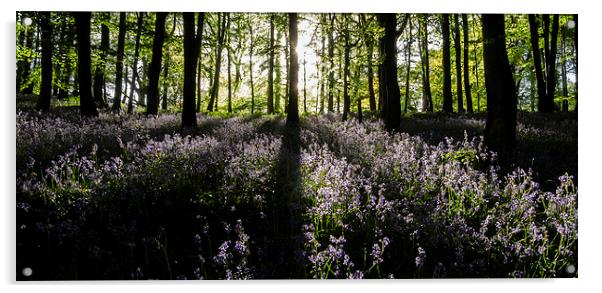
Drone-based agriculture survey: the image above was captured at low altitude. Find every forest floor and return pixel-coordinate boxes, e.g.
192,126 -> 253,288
15,94 -> 578,279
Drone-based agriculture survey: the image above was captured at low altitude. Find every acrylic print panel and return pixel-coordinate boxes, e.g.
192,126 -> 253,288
15,11 -> 577,280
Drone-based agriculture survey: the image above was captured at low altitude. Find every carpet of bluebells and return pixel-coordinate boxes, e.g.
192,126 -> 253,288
16,108 -> 577,279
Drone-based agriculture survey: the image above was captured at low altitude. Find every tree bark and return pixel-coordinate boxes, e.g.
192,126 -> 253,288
327,14 -> 335,113
267,14 -> 275,114
453,14 -> 464,113
146,12 -> 168,115
112,12 -> 127,110
208,13 -> 226,112
544,14 -> 559,112
342,15 -> 351,120
286,13 -> 299,127
73,12 -> 98,117
462,14 -> 473,113
183,12 -> 199,127
128,12 -> 144,114
378,13 -> 402,131
37,12 -> 53,112
441,14 -> 453,113
93,13 -> 110,108
482,14 -> 517,167
404,16 -> 412,113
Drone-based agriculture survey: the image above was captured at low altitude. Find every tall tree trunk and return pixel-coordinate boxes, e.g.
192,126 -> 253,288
560,23 -> 569,112
227,17 -> 233,113
73,12 -> 98,117
342,15 -> 351,121
182,12 -> 200,128
404,16 -> 412,113
267,14 -> 275,114
162,55 -> 170,110
208,13 -> 226,112
462,14 -> 473,113
544,14 -> 559,112
319,19 -> 326,113
482,14 -> 517,167
138,58 -> 148,107
146,12 -> 168,115
378,13 -> 401,131
286,13 -> 299,126
112,12 -> 127,110
128,12 -> 144,114
441,14 -> 453,113
37,12 -> 52,111
94,13 -> 110,108
327,14 -> 335,112
284,27 -> 289,114
195,13 -> 205,112
275,29 -> 282,113
453,14 -> 464,113
355,62 -> 363,123
248,16 -> 255,114
422,14 -> 433,112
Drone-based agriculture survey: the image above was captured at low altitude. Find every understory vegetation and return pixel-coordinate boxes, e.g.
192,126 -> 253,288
16,104 -> 577,279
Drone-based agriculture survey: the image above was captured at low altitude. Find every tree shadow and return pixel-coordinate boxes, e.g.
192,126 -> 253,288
259,122 -> 304,278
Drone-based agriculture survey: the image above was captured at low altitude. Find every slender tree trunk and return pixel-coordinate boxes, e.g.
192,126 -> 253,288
423,14 -> 433,112
327,14 -> 335,112
227,18 -> 233,113
286,13 -> 299,126
208,13 -> 226,112
112,12 -> 127,110
441,14 -> 453,113
453,14 -> 464,113
378,13 -> 402,131
128,12 -> 144,114
146,12 -> 168,115
284,27 -> 289,114
355,62 -> 363,122
267,14 -> 275,114
342,15 -> 351,121
248,17 -> 255,114
73,12 -> 98,117
404,16 -> 412,113
37,12 -> 52,111
544,14 -> 559,112
482,14 -> 517,167
462,14 -> 473,113
182,12 -> 199,127
560,24 -> 569,112
471,15 -> 481,112
275,30 -> 282,113
94,13 -> 110,108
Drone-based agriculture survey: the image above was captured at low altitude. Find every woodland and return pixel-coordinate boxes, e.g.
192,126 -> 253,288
16,12 -> 577,279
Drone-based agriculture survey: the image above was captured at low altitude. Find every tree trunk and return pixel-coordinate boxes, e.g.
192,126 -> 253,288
73,12 -> 98,117
422,14 -> 433,112
146,12 -> 168,115
560,23 -> 569,112
342,15 -> 351,121
320,19 -> 326,113
482,14 -> 517,167
544,14 -> 559,112
286,13 -> 299,126
303,54 -> 308,113
208,13 -> 226,112
182,12 -> 199,127
112,12 -> 127,110
248,17 -> 255,114
462,14 -> 473,113
196,13 -> 205,112
404,16 -> 412,113
275,29 -> 282,113
327,14 -> 335,113
37,12 -> 53,111
94,13 -> 110,108
441,14 -> 453,113
378,13 -> 402,131
453,14 -> 464,113
267,14 -> 275,114
128,12 -> 144,114
227,17 -> 233,113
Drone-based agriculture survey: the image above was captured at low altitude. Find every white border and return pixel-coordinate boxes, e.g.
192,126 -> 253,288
2,1 -> 599,293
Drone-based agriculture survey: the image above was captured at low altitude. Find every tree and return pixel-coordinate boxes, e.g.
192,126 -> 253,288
73,12 -> 98,117
146,12 -> 168,115
286,13 -> 299,127
112,12 -> 127,110
267,14 -> 275,114
462,14 -> 473,113
128,12 -> 144,114
441,14 -> 453,113
377,13 -> 401,131
182,12 -> 202,128
207,13 -> 227,112
482,14 -> 517,166
453,14 -> 464,113
327,14 -> 335,113
544,15 -> 559,112
403,15 -> 413,113
342,14 -> 353,121
247,14 -> 256,114
93,13 -> 110,108
419,14 -> 433,112
36,12 -> 52,111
